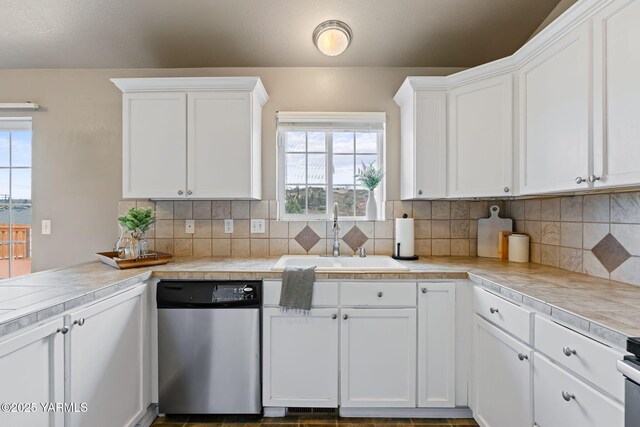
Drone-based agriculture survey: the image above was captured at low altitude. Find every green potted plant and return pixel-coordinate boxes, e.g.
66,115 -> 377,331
117,207 -> 156,258
356,161 -> 384,220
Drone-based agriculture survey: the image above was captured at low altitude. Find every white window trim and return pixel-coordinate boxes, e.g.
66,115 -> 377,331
276,112 -> 386,221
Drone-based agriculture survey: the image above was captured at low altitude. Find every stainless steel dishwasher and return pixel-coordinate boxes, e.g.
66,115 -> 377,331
157,280 -> 261,415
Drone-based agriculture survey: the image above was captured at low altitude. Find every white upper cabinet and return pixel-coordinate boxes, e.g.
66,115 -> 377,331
592,0 -> 640,188
394,82 -> 447,200
112,77 -> 268,200
448,74 -> 513,198
519,23 -> 592,194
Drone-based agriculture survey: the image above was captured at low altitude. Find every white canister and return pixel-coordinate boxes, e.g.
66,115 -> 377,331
508,234 -> 530,263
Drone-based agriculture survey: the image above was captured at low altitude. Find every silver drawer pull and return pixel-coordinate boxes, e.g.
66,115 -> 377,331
562,391 -> 575,402
342,314 -> 349,320
331,313 -> 337,320
489,307 -> 499,314
377,291 -> 383,298
73,318 -> 85,327
517,353 -> 528,361
56,326 -> 69,335
563,346 -> 577,357
421,287 -> 427,294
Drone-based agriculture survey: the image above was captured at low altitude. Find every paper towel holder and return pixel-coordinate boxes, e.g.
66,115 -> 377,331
392,213 -> 419,260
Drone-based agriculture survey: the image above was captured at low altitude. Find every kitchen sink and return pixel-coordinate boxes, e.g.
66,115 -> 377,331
271,255 -> 410,272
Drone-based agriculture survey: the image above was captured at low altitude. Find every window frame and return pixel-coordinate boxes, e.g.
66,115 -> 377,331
276,112 -> 386,221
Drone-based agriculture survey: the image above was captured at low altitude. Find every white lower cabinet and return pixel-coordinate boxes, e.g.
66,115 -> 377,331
473,315 -> 533,427
340,308 -> 417,407
66,285 -> 147,427
418,283 -> 456,407
0,318 -> 65,427
534,353 -> 624,427
262,308 -> 339,407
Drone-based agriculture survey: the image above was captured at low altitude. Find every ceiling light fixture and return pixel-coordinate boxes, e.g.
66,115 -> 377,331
313,20 -> 352,57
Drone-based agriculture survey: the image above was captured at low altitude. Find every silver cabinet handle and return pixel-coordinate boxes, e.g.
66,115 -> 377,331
518,353 -> 528,361
178,190 -> 184,195
187,190 -> 193,195
575,177 -> 587,184
588,174 -> 601,183
377,291 -> 383,298
56,326 -> 69,334
342,314 -> 349,320
73,318 -> 85,326
563,346 -> 577,357
489,307 -> 499,314
562,391 -> 575,401
421,287 -> 427,294
504,187 -> 510,193
331,313 -> 337,320
418,190 -> 423,195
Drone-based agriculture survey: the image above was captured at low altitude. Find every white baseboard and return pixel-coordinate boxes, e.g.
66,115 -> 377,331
135,404 -> 159,427
263,407 -> 287,417
339,407 -> 473,419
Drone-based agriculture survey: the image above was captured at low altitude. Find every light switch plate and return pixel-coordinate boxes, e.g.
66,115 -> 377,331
185,220 -> 195,234
251,219 -> 266,234
42,220 -> 51,235
224,219 -> 234,234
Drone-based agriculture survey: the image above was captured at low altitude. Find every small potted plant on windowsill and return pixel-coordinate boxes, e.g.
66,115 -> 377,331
117,207 -> 156,259
356,161 -> 384,220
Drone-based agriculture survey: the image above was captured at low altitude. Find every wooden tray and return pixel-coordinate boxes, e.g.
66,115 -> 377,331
95,251 -> 173,270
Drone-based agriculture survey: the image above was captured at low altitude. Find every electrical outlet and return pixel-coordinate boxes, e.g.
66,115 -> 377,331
251,219 -> 266,234
42,220 -> 51,235
224,219 -> 234,234
185,220 -> 195,234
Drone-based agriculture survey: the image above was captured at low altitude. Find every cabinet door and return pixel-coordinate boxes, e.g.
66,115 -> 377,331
340,308 -> 417,407
519,23 -> 591,194
187,91 -> 258,199
534,353 -> 623,427
67,285 -> 146,427
123,92 -> 187,198
0,318 -> 65,427
262,308 -> 339,407
593,0 -> 640,188
417,283 -> 456,408
448,74 -> 513,198
473,315 -> 532,427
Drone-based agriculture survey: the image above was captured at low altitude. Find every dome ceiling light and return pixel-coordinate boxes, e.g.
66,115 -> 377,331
313,20 -> 352,57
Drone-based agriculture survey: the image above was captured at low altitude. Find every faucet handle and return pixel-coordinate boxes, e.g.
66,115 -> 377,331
358,247 -> 366,257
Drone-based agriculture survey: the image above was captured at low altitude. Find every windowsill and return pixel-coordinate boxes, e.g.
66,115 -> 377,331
277,216 -> 386,222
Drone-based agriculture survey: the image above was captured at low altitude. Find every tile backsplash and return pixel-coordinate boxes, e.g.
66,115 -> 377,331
117,191 -> 640,287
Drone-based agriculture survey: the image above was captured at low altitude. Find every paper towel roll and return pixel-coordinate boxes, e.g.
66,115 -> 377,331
508,234 -> 530,263
395,218 -> 415,257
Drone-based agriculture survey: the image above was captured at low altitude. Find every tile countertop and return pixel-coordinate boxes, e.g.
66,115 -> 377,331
0,256 -> 638,349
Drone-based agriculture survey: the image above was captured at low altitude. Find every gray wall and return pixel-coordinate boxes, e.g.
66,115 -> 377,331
0,67 -> 463,271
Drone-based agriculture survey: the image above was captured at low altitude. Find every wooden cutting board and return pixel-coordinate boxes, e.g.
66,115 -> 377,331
478,205 -> 513,258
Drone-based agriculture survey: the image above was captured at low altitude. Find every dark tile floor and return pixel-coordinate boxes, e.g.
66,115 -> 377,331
152,415 -> 479,427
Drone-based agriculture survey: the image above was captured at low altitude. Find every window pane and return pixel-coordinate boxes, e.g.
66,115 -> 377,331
307,132 -> 326,152
356,154 -> 378,171
0,205 -> 7,279
333,132 -> 354,153
11,131 -> 31,167
306,186 -> 327,214
355,186 -> 368,217
9,205 -> 31,277
11,169 -> 31,204
333,154 -> 355,185
0,133 -> 9,167
285,185 -> 306,214
285,153 -> 306,184
0,170 -> 8,203
356,132 -> 377,153
333,186 -> 355,216
286,131 -> 305,152
307,154 -> 326,184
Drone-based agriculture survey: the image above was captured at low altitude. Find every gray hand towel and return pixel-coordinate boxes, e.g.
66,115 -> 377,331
279,266 -> 316,312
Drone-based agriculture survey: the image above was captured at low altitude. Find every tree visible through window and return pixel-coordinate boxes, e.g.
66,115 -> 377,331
0,120 -> 32,278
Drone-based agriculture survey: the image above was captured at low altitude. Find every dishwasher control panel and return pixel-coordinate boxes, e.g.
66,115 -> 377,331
157,280 -> 261,308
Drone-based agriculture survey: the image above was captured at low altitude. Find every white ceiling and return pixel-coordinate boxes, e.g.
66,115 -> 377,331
0,0 -> 561,69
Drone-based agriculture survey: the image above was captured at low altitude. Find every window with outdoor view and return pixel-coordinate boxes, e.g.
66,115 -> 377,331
277,112 -> 385,220
0,119 -> 32,278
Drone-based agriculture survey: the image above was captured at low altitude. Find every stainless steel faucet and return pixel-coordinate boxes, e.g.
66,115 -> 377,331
331,202 -> 340,257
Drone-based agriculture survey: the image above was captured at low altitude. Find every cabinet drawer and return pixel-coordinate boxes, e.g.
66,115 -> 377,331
534,353 -> 623,427
341,282 -> 416,307
473,286 -> 534,344
535,315 -> 626,401
262,281 -> 339,307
